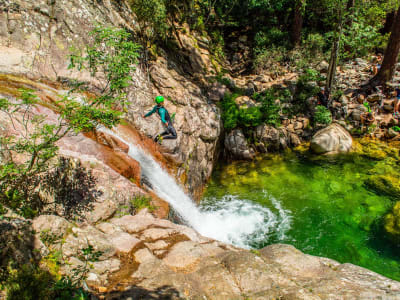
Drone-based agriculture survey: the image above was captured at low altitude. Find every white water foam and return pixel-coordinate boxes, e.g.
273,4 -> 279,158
263,191 -> 292,240
99,127 -> 291,248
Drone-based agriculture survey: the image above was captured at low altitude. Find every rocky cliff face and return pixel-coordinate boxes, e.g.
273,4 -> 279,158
0,0 -> 222,198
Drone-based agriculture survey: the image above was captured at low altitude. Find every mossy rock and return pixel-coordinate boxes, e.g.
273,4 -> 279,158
384,202 -> 400,243
365,175 -> 400,199
355,138 -> 400,161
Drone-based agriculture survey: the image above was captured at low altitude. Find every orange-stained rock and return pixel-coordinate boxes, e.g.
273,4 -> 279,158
93,131 -> 130,153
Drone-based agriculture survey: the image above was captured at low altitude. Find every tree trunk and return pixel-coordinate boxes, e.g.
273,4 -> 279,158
325,3 -> 344,95
345,0 -> 355,27
380,10 -> 396,35
369,5 -> 400,87
290,0 -> 304,47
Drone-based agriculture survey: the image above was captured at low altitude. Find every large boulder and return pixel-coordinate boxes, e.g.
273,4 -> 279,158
310,123 -> 352,154
255,124 -> 280,152
224,129 -> 255,160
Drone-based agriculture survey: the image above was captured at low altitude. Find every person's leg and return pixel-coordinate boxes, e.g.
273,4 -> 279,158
162,124 -> 177,140
154,129 -> 169,142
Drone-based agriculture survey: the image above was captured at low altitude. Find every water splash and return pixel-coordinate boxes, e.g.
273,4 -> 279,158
99,127 -> 290,248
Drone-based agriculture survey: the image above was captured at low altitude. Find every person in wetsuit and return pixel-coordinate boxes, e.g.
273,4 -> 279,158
142,96 -> 177,143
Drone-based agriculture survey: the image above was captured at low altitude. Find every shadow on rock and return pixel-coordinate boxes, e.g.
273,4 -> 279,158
42,157 -> 102,221
105,285 -> 182,300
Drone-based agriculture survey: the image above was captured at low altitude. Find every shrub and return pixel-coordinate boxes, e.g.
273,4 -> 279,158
254,28 -> 290,52
220,93 -> 240,131
131,195 -> 155,212
303,33 -> 326,56
292,69 -> 322,114
129,0 -> 168,40
255,89 -> 281,127
238,106 -> 263,128
314,105 -> 332,125
341,18 -> 383,60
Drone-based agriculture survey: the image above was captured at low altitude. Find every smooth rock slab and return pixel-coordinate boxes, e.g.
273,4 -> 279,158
110,215 -> 154,234
162,241 -> 224,272
109,232 -> 141,254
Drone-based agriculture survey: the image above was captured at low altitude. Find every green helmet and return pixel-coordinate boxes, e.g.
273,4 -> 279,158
155,96 -> 164,104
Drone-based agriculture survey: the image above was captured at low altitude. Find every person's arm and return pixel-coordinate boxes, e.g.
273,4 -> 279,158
159,108 -> 168,125
143,106 -> 157,118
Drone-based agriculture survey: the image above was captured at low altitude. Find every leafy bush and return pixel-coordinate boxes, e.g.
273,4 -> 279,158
255,89 -> 282,127
2,243 -> 102,300
130,0 -> 169,41
220,90 -> 282,131
340,17 -> 384,60
254,28 -> 290,52
303,33 -> 326,55
238,106 -> 263,128
220,93 -> 240,131
314,105 -> 332,125
292,69 -> 322,114
131,195 -> 155,212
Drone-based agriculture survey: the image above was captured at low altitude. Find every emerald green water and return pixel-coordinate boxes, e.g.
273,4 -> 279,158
201,150 -> 400,281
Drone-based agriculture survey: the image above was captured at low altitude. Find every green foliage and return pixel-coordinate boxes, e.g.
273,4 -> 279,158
292,69 -> 323,114
131,195 -> 155,213
0,25 -> 139,219
314,105 -> 332,125
392,126 -> 400,132
238,106 -> 263,128
220,93 -> 240,131
255,89 -> 282,127
254,28 -> 290,51
220,90 -> 281,131
129,0 -> 168,40
340,16 -> 385,60
2,243 -> 101,300
69,24 -> 141,110
304,33 -> 326,56
3,264 -> 56,300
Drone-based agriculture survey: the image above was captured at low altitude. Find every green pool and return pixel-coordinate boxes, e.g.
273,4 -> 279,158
201,149 -> 400,281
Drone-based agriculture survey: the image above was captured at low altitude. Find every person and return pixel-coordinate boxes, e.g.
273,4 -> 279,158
372,54 -> 383,75
142,96 -> 177,143
317,87 -> 329,107
393,88 -> 400,120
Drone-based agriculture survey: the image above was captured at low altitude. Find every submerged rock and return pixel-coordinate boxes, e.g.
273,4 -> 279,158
310,123 -> 353,154
384,202 -> 400,244
365,175 -> 400,199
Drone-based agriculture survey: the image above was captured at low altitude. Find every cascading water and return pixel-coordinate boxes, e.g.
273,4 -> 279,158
99,127 -> 291,249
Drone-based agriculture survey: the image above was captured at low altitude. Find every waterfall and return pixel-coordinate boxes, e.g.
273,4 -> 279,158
100,127 -> 290,249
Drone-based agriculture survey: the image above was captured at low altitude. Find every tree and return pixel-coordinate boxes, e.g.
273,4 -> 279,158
0,25 -> 140,218
290,0 -> 305,47
368,4 -> 400,87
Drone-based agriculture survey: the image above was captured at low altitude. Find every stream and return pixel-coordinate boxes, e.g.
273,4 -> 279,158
202,150 -> 400,281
